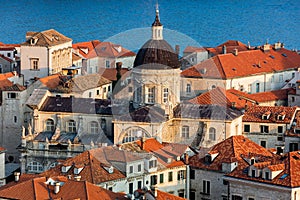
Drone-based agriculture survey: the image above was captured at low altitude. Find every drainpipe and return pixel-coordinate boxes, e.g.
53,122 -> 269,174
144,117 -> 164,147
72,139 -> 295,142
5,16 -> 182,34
264,73 -> 266,92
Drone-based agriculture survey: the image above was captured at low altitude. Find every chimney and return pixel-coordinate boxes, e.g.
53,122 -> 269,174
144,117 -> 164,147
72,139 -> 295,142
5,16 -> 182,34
175,45 -> 180,56
140,137 -> 144,150
74,175 -> 81,181
184,153 -> 189,164
222,45 -> 226,54
274,42 -> 282,50
116,62 -> 122,81
232,48 -> 238,56
14,172 -> 20,182
54,182 -> 60,194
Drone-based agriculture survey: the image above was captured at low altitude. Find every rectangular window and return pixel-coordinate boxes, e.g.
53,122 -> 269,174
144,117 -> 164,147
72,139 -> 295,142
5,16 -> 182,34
168,171 -> 173,182
160,173 -> 164,183
256,83 -> 260,93
261,140 -> 266,148
202,180 -> 210,194
96,90 -> 100,95
129,165 -> 133,173
260,125 -> 269,133
244,124 -> 250,132
182,126 -> 189,138
7,92 -> 17,99
14,116 -> 17,123
265,171 -> 269,180
137,164 -> 141,172
289,143 -> 298,151
146,87 -> 155,104
89,92 -> 92,98
163,88 -> 169,103
138,181 -> 142,189
105,60 -> 110,68
232,195 -> 243,200
177,170 -> 186,180
190,169 -> 195,179
7,52 -> 11,57
129,182 -> 133,194
278,126 -> 283,133
248,84 -> 252,93
150,175 -> 157,186
279,74 -> 283,82
149,160 -> 157,168
277,136 -> 283,141
186,84 -> 191,94
30,58 -> 39,70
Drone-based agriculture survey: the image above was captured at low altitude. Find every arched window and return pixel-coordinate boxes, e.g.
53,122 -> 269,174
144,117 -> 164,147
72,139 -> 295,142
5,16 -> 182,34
28,161 -> 43,173
67,120 -> 76,133
209,127 -> 216,141
122,127 -> 150,143
45,119 -> 55,132
90,121 -> 99,134
182,126 -> 189,138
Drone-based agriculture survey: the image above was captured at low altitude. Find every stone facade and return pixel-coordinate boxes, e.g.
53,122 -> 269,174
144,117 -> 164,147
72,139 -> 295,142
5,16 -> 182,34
20,29 -> 72,84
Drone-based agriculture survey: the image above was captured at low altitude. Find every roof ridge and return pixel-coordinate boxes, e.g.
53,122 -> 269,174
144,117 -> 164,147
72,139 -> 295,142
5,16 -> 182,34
87,151 -> 95,184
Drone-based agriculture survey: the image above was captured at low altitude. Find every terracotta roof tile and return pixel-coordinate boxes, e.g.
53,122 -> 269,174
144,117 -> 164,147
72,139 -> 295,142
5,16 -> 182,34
189,87 -> 254,110
0,176 -> 128,199
182,47 -> 300,79
189,135 -> 273,171
183,46 -> 206,53
227,151 -> 300,188
41,149 -> 126,184
243,105 -> 297,123
22,29 -> 72,47
72,40 -> 101,59
98,68 -> 130,81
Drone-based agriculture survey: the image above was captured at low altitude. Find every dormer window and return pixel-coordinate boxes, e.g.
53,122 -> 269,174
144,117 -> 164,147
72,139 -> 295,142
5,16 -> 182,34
74,166 -> 84,175
30,37 -> 38,45
61,165 -> 71,173
262,111 -> 271,120
251,169 -> 256,177
250,158 -> 255,165
277,112 -> 286,120
264,171 -> 270,180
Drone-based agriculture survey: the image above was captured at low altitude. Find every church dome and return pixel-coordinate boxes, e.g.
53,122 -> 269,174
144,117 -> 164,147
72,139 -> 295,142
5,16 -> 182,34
133,5 -> 180,69
133,39 -> 180,69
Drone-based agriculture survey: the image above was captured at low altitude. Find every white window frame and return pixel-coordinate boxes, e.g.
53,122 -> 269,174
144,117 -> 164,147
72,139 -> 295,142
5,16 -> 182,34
186,83 -> 191,94
146,86 -> 155,104
28,161 -> 43,172
182,126 -> 189,138
67,120 -> 76,133
202,180 -> 211,194
45,119 -> 55,132
163,88 -> 169,103
30,58 -> 39,70
90,121 -> 99,134
209,127 -> 216,141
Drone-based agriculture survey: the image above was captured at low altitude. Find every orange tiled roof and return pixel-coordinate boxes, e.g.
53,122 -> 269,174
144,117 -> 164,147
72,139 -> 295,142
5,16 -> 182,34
206,40 -> 249,56
182,47 -> 300,79
0,176 -> 128,200
242,105 -> 297,123
98,68 -> 130,81
136,138 -> 164,152
156,190 -> 187,200
41,149 -> 126,184
245,88 -> 291,102
227,151 -> 300,188
189,135 -> 274,171
39,74 -> 64,89
183,46 -> 206,53
72,40 -> 101,59
189,87 -> 255,110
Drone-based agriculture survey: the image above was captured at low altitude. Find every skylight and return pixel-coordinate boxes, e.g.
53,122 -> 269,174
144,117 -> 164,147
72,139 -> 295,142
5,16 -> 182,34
270,55 -> 275,59
282,53 -> 287,57
279,174 -> 288,180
